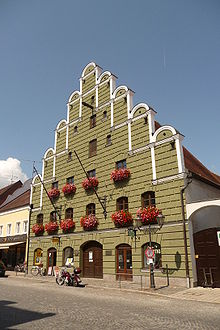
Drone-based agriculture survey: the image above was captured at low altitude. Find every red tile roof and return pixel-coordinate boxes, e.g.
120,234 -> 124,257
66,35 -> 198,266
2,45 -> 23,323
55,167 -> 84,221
183,147 -> 220,186
0,181 -> 22,206
0,190 -> 30,212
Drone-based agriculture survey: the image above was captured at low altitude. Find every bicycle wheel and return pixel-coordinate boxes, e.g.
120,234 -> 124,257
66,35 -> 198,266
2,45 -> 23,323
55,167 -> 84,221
31,267 -> 39,276
56,276 -> 65,286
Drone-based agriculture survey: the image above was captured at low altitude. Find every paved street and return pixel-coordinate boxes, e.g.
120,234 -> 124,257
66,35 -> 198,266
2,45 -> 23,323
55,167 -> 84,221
0,276 -> 220,330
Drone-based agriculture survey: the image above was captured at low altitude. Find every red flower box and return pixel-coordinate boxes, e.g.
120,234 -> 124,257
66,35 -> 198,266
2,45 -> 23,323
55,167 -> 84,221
45,222 -> 59,234
136,206 -> 160,225
60,219 -> 75,233
48,188 -> 60,199
82,177 -> 99,190
62,183 -> 76,196
110,168 -> 131,182
111,210 -> 133,227
80,215 -> 99,231
32,224 -> 44,235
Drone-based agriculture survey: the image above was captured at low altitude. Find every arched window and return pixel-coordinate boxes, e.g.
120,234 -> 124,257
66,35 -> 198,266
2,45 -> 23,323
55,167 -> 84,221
106,135 -> 111,146
65,208 -> 73,219
33,248 -> 43,266
50,211 -> 57,222
116,197 -> 128,211
63,247 -> 74,267
86,203 -> 95,215
141,191 -> 155,208
74,126 -> 78,133
36,214 -> 43,224
142,242 -> 162,269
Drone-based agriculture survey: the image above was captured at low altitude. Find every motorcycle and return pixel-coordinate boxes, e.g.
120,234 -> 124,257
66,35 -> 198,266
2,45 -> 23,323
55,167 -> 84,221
56,267 -> 85,287
14,262 -> 27,273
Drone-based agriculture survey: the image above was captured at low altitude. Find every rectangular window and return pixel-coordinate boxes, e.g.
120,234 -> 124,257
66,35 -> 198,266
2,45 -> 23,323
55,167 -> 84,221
89,139 -> 97,157
16,222 -> 20,234
67,176 -> 74,184
7,224 -> 12,236
52,181 -> 58,189
116,159 -> 127,169
90,114 -> 96,128
87,169 -> 96,178
0,226 -> 3,236
23,221 -> 28,233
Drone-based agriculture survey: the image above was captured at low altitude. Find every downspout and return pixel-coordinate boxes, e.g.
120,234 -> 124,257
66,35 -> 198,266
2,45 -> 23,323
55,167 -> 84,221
180,174 -> 192,288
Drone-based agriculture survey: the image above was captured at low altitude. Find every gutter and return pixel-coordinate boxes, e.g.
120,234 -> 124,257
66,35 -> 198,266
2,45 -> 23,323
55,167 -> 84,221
180,174 -> 192,288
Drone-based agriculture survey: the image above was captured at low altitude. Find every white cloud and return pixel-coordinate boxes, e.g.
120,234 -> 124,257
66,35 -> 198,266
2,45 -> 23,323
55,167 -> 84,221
0,158 -> 28,188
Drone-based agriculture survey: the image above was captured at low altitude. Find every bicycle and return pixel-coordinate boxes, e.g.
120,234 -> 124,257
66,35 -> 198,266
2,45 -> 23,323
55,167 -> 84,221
31,265 -> 46,276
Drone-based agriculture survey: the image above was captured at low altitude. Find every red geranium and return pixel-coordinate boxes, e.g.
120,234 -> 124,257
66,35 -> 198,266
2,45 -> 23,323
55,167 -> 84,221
45,222 -> 59,234
60,219 -> 75,232
32,224 -> 44,235
111,210 -> 133,227
80,215 -> 98,231
48,188 -> 60,199
62,183 -> 76,196
82,177 -> 99,190
136,206 -> 160,225
110,168 -> 131,182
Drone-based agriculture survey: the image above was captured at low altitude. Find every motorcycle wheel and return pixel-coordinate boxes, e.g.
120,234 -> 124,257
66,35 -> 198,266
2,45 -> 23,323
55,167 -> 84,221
72,278 -> 78,287
56,277 -> 65,286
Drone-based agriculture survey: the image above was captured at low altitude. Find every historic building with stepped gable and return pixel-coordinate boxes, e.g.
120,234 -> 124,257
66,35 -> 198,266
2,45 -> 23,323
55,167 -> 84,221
28,62 -> 220,288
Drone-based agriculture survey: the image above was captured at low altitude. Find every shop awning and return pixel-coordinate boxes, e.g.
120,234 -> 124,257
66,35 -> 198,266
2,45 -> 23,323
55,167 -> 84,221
0,242 -> 25,250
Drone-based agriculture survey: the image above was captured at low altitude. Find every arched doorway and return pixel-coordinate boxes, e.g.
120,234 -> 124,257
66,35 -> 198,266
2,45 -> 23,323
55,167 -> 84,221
82,241 -> 103,278
47,248 -> 57,274
190,205 -> 220,287
116,244 -> 132,281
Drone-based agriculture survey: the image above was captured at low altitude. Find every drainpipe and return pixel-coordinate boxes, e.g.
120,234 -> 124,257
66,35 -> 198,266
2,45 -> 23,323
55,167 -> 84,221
180,175 -> 192,288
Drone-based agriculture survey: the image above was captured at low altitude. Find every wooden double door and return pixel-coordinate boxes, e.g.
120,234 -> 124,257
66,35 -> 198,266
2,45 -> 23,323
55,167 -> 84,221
83,241 -> 103,278
116,244 -> 132,281
194,228 -> 220,287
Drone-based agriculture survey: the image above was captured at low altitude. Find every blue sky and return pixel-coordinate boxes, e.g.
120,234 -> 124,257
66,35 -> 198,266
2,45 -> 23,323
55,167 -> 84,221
0,0 -> 220,186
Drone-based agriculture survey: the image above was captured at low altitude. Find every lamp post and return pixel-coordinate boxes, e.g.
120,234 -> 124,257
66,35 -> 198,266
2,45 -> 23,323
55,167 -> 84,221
148,213 -> 165,288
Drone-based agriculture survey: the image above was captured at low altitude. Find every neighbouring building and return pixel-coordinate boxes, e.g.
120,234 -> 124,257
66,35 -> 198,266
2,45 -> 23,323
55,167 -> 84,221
28,62 -> 220,288
0,179 -> 31,269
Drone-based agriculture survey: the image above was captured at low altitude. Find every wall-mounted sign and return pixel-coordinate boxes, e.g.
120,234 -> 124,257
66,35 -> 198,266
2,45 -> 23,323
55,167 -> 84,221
217,231 -> 220,246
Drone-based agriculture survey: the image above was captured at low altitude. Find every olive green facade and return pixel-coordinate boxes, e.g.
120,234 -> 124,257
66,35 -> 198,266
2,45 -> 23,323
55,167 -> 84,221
28,62 -> 190,286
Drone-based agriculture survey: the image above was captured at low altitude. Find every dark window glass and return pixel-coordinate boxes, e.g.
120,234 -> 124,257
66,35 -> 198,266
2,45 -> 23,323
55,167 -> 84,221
67,176 -> 74,184
90,114 -> 96,128
52,181 -> 58,189
68,152 -> 72,160
50,211 -> 57,222
116,197 -> 128,211
106,135 -> 111,146
143,242 -> 162,269
86,203 -> 95,215
103,111 -> 107,119
141,192 -> 156,208
89,139 -> 97,157
116,159 -> 126,169
36,214 -> 43,225
65,208 -> 73,219
87,169 -> 96,178
74,126 -> 78,133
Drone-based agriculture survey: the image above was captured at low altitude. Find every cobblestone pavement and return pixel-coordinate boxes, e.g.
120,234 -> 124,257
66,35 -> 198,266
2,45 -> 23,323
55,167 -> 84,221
0,275 -> 220,330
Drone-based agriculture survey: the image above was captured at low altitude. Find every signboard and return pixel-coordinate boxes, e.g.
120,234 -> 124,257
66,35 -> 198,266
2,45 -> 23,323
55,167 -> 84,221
217,231 -> 220,246
145,247 -> 155,259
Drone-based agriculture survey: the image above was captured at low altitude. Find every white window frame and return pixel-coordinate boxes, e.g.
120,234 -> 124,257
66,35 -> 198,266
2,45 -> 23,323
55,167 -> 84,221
7,223 -> 12,236
16,222 -> 21,234
23,220 -> 28,233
